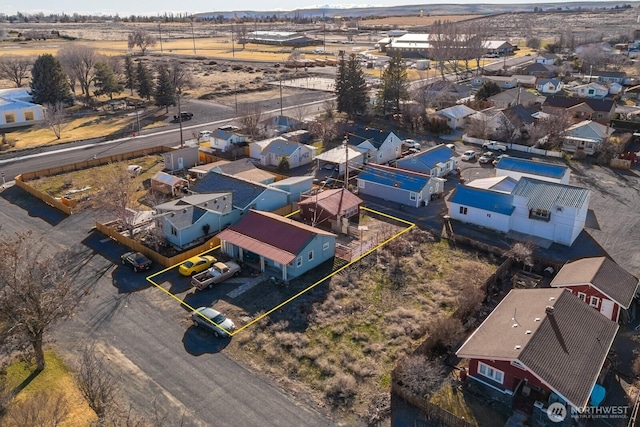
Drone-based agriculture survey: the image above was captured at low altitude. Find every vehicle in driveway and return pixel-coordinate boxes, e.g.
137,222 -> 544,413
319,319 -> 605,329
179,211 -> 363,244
191,261 -> 241,290
120,251 -> 152,272
179,255 -> 217,276
192,307 -> 236,337
402,139 -> 421,149
461,150 -> 476,161
445,143 -> 456,151
478,152 -> 496,164
481,141 -> 508,152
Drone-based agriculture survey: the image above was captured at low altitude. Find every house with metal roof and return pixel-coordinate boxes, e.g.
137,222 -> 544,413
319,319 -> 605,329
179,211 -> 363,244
488,88 -> 543,109
217,210 -> 336,281
192,172 -> 289,213
448,177 -> 590,246
154,193 -> 239,249
150,171 -> 189,196
562,120 -> 614,155
298,188 -> 362,230
535,77 -> 563,95
570,82 -> 609,99
258,138 -> 316,169
209,128 -> 247,152
357,164 -> 445,207
269,176 -> 315,203
456,288 -> 618,419
550,256 -> 639,322
346,127 -> 403,164
430,105 -> 476,129
314,145 -> 365,175
495,157 -> 571,185
188,159 -> 276,185
0,89 -> 45,129
396,144 -> 456,178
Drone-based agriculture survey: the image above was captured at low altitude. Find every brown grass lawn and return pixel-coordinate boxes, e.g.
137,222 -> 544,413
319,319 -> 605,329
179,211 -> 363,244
361,14 -> 483,27
225,229 -> 497,423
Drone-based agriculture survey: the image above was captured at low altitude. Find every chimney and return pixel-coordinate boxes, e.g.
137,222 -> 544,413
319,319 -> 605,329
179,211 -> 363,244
545,306 -> 554,316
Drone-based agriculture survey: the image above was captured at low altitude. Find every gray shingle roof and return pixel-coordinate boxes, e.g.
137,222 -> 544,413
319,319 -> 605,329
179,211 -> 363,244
193,173 -> 272,210
512,178 -> 589,211
457,288 -> 618,409
551,256 -> 639,308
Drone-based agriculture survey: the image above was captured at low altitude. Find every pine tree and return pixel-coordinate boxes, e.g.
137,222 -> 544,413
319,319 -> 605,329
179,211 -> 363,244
377,55 -> 409,116
335,53 -> 368,119
153,63 -> 176,113
30,54 -> 72,105
124,56 -> 136,95
136,61 -> 153,101
93,62 -> 124,100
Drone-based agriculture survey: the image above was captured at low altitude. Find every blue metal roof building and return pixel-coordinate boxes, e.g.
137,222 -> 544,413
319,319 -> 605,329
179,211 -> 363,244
193,173 -> 289,212
357,165 -> 439,207
450,185 -> 515,216
495,157 -> 570,184
397,144 -> 456,177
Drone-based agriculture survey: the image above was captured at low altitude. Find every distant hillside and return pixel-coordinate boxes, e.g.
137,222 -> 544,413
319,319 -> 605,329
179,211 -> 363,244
196,1 -> 639,19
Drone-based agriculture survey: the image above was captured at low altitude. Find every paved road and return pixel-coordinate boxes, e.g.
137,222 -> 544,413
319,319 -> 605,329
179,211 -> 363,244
0,186 -> 335,426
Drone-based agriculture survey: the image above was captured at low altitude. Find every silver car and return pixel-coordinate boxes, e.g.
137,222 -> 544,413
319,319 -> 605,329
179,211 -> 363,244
192,307 -> 236,338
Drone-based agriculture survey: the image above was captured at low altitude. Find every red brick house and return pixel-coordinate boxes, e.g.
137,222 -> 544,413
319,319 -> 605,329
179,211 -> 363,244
550,256 -> 639,322
456,289 -> 618,425
298,188 -> 362,231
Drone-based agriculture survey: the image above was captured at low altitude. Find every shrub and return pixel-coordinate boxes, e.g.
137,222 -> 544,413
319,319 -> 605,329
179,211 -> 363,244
325,372 -> 357,407
395,354 -> 445,397
426,316 -> 465,354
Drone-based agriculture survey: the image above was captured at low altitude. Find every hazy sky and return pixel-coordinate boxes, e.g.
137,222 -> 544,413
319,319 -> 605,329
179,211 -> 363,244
4,0 -> 602,17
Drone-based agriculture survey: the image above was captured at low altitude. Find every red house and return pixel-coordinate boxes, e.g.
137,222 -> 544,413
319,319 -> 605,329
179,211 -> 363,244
298,188 -> 362,231
456,288 -> 618,422
550,256 -> 639,322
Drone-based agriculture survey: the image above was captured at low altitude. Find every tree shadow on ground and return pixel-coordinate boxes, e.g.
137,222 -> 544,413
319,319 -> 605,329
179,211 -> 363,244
182,326 -> 230,356
1,186 -> 66,226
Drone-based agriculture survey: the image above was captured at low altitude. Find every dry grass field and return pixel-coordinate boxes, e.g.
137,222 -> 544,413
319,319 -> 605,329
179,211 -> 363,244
360,14 -> 483,27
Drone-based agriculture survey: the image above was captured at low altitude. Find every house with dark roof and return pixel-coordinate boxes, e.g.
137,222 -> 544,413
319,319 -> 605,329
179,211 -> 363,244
396,144 -> 456,178
488,87 -> 543,109
550,256 -> 639,322
259,115 -> 303,135
595,70 -> 626,85
495,157 -> 571,185
501,105 -> 541,140
357,164 -> 445,207
457,288 -> 618,421
522,62 -> 557,78
258,138 -> 316,169
542,96 -> 615,123
298,188 -> 362,230
534,53 -> 557,65
217,210 -> 336,281
449,177 -> 590,246
192,172 -> 289,213
346,127 -> 403,164
155,193 -> 239,249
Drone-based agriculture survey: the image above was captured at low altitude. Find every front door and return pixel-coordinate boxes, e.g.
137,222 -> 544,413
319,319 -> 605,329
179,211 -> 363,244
600,299 -> 615,320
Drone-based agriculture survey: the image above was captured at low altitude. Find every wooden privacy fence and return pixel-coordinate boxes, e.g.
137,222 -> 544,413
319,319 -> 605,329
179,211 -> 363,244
14,174 -> 73,215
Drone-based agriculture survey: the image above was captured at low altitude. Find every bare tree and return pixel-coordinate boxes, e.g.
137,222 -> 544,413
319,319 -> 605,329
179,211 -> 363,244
466,115 -> 491,142
75,346 -> 119,427
238,103 -> 263,140
290,103 -> 308,123
308,117 -> 342,144
0,55 -> 32,87
504,241 -> 534,270
0,231 -> 75,371
168,60 -> 194,96
128,30 -> 157,56
0,369 -> 14,419
537,110 -> 571,150
92,162 -> 141,236
322,99 -> 336,119
58,45 -> 101,100
6,391 -> 68,427
43,102 -> 66,140
394,354 -> 445,397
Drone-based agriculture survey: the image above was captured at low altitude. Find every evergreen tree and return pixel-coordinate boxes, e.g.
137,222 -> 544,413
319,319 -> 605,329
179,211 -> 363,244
153,63 -> 175,113
475,81 -> 501,100
30,54 -> 72,105
124,56 -> 136,95
335,53 -> 368,119
93,61 -> 123,100
136,61 -> 153,101
377,55 -> 408,116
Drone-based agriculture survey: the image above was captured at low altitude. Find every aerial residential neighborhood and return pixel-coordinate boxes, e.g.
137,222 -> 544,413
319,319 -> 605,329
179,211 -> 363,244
0,3 -> 640,427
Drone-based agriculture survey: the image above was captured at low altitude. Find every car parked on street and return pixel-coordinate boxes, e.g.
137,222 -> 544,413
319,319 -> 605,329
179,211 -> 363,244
179,255 -> 217,276
461,150 -> 476,161
481,141 -> 508,152
192,307 -> 236,337
478,152 -> 496,164
120,251 -> 152,272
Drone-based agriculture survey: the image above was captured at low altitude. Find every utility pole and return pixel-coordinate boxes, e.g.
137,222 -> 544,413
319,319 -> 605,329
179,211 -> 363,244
279,79 -> 283,116
158,23 -> 163,52
191,19 -> 197,55
135,105 -> 141,135
177,90 -> 184,148
234,83 -> 238,116
344,136 -> 349,189
231,23 -> 235,58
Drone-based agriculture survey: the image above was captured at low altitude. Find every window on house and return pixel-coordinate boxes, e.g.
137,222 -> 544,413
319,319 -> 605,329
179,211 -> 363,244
577,292 -> 586,301
529,208 -> 551,222
171,226 -> 177,236
24,111 -> 35,121
410,192 -> 417,201
478,362 -> 504,384
4,114 -> 15,124
323,242 -> 329,251
296,256 -> 302,267
589,296 -> 600,307
487,213 -> 491,218
459,206 -> 468,215
308,250 -> 314,261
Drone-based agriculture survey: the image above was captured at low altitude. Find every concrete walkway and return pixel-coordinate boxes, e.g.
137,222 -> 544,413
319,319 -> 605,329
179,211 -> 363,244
227,274 -> 267,298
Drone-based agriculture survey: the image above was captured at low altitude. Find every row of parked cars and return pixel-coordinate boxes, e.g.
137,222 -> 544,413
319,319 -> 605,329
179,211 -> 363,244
460,141 -> 509,165
120,251 -> 238,338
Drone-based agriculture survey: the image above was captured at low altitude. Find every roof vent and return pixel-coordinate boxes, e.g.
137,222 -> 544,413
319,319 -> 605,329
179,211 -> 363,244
534,317 -> 541,322
525,330 -> 532,334
545,306 -> 554,316
514,345 -> 521,350
512,323 -> 519,328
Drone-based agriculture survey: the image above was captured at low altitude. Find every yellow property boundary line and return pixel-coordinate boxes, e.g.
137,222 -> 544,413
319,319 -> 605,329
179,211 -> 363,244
146,207 -> 415,336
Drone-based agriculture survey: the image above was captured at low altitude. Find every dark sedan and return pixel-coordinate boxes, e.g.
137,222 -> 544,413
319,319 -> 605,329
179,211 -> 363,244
120,251 -> 152,272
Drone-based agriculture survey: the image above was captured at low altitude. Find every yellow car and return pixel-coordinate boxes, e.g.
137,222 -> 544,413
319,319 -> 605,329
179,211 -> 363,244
178,255 -> 217,276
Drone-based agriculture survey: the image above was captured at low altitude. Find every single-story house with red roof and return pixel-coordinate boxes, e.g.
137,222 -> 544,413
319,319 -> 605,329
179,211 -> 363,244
298,188 -> 362,230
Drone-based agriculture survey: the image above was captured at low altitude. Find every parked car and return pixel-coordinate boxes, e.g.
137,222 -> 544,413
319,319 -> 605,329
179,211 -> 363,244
461,150 -> 476,161
481,141 -> 508,152
120,251 -> 152,272
127,165 -> 142,176
445,143 -> 456,151
179,255 -> 217,276
402,139 -> 421,149
173,111 -> 193,122
191,261 -> 241,290
198,130 -> 212,140
478,152 -> 496,164
191,307 -> 236,337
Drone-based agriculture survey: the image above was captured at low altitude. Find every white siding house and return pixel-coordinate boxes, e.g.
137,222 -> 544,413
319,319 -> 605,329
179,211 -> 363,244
0,89 -> 45,129
449,185 -> 514,232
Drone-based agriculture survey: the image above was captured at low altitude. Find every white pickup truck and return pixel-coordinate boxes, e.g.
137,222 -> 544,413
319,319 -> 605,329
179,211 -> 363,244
481,141 -> 508,152
191,261 -> 241,290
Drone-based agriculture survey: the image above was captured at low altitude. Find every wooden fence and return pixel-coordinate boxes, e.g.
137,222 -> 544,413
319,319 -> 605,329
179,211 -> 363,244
14,174 -> 72,215
391,382 -> 475,427
610,158 -> 632,170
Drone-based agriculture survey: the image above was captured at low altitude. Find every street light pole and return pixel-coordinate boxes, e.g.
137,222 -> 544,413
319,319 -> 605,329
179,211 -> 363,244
279,79 -> 283,117
177,91 -> 184,148
191,20 -> 197,55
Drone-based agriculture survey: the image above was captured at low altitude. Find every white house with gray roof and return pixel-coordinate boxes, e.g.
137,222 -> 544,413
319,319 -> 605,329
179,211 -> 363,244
432,105 -> 476,129
258,138 -> 316,168
0,89 -> 45,129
